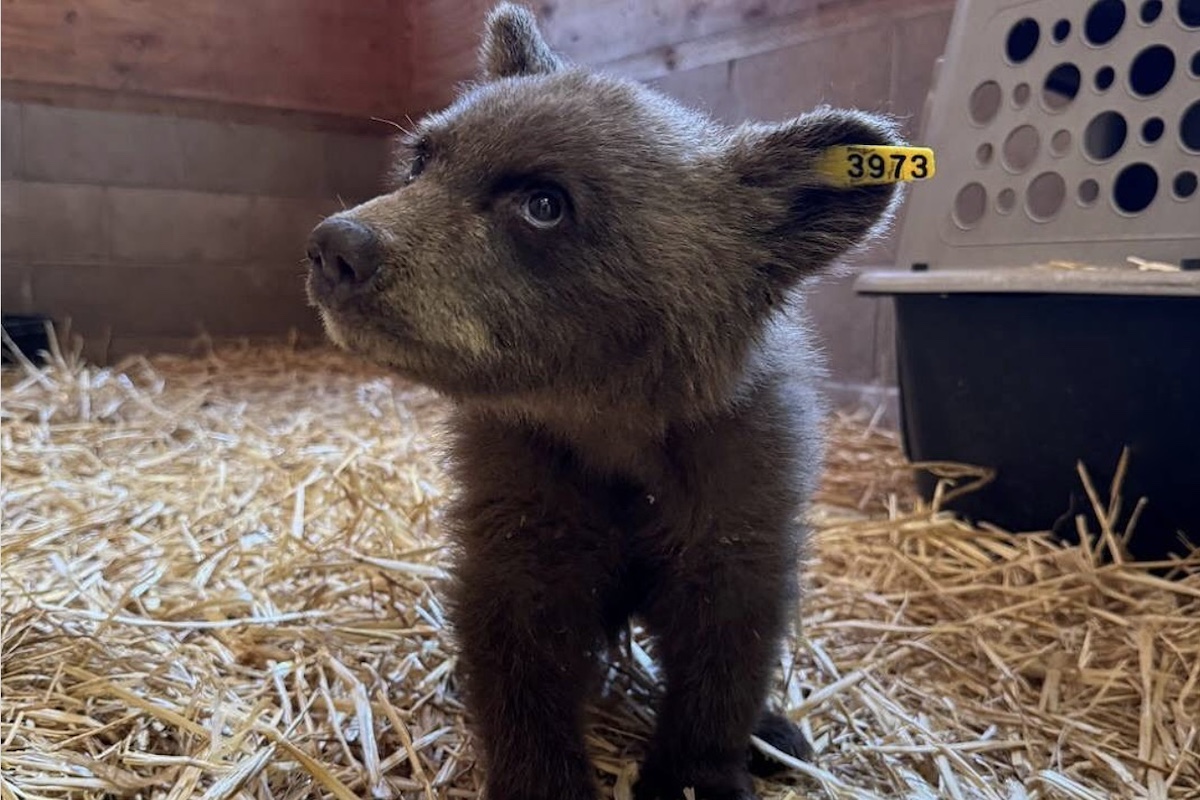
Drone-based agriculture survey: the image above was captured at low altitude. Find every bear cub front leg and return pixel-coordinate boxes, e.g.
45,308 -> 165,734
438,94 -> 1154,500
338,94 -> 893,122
454,568 -> 604,800
448,420 -> 629,800
633,538 -> 800,800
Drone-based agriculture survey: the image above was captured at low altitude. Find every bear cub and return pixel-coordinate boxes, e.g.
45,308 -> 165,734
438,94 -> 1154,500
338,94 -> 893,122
305,5 -> 901,799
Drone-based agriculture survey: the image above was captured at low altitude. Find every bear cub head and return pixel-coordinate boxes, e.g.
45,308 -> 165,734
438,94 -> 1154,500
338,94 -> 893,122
306,3 -> 901,421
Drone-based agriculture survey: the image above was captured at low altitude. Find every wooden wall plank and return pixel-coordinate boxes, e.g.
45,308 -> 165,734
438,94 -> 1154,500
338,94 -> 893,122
539,0 -> 816,68
406,0 -> 493,114
1,0 -> 408,119
561,0 -> 952,80
0,0 -> 951,120
403,0 -> 953,114
535,0 -> 945,76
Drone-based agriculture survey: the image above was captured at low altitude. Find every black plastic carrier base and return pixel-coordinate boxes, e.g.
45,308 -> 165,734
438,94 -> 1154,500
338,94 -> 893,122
858,269 -> 1200,562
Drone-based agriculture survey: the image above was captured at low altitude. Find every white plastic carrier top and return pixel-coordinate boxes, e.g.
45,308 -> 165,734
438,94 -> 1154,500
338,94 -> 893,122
892,0 -> 1200,273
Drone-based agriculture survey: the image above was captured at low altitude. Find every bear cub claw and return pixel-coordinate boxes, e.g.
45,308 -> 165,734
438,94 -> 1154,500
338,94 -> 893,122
633,762 -> 756,800
632,713 -> 811,800
748,710 -> 813,776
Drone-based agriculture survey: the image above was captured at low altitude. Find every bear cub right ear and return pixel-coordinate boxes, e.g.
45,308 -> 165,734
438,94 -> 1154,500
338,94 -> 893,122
723,108 -> 905,280
480,3 -> 566,80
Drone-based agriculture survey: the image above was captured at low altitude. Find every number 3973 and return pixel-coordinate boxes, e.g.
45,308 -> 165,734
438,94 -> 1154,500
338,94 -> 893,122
817,146 -> 937,188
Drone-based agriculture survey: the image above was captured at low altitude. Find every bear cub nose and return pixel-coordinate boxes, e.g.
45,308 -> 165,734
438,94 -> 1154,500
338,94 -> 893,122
307,218 -> 383,288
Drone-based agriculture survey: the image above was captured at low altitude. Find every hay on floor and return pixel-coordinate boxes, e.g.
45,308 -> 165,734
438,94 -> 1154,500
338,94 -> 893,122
1,340 -> 1197,800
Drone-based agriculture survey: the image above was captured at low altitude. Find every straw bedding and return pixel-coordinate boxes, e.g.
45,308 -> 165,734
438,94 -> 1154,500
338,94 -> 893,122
2,340 -> 1197,799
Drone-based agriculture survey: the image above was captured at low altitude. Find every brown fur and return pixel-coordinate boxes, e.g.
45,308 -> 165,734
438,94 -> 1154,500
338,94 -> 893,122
305,5 -> 902,798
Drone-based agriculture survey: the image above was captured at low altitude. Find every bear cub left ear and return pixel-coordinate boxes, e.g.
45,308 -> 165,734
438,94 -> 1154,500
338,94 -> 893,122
480,3 -> 566,80
724,108 -> 905,277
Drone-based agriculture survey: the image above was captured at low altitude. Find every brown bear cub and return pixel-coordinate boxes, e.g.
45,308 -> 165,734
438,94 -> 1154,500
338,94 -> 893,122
306,5 -> 901,798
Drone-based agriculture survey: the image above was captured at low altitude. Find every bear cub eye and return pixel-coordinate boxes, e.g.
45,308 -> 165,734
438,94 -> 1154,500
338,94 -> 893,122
521,188 -> 566,229
406,152 -> 428,184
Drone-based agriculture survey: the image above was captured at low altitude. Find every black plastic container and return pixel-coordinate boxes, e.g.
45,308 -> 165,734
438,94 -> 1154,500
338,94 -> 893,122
858,269 -> 1200,561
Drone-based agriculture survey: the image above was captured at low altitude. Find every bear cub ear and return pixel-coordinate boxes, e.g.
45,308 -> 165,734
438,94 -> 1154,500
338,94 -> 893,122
724,108 -> 906,278
480,3 -> 566,80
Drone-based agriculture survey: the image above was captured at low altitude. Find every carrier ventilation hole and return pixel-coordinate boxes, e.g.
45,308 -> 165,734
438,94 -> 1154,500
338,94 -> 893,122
1013,82 -> 1032,107
1026,172 -> 1067,220
1175,171 -> 1198,199
1181,100 -> 1200,151
1113,163 -> 1158,213
1078,179 -> 1101,205
1051,129 -> 1072,155
969,81 -> 1002,124
1191,50 -> 1200,77
1003,125 -> 1041,172
1140,0 -> 1164,22
1095,65 -> 1116,90
1084,111 -> 1128,159
976,142 -> 994,165
1180,0 -> 1200,28
1129,45 -> 1175,96
1086,0 -> 1127,45
1043,63 -> 1082,109
1141,117 -> 1165,143
1053,19 -> 1072,41
954,183 -> 988,228
996,188 -> 1017,213
1007,18 -> 1040,63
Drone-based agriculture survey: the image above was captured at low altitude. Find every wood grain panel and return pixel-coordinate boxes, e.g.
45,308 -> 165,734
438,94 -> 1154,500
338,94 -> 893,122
535,0 -> 947,76
1,0 -> 408,119
539,0 -> 816,68
1,0 -> 951,119
407,0 -> 493,113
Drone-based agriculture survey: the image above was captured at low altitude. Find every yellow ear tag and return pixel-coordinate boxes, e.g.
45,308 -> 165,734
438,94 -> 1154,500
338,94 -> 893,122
816,145 -> 936,188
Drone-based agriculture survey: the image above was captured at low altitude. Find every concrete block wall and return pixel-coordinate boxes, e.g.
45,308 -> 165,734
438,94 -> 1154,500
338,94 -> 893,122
1,99 -> 393,361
